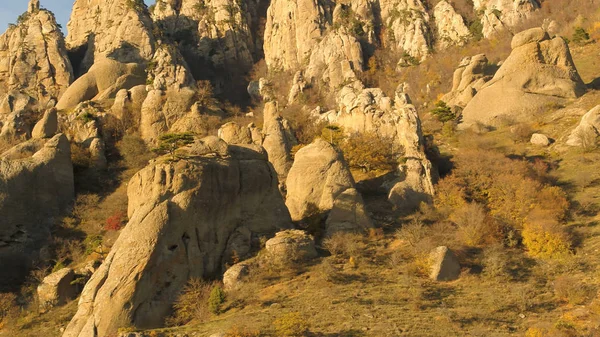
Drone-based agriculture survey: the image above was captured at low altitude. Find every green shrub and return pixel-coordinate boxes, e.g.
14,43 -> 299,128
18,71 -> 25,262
153,132 -> 195,161
572,27 -> 590,45
430,101 -> 456,123
274,312 -> 309,337
208,285 -> 226,315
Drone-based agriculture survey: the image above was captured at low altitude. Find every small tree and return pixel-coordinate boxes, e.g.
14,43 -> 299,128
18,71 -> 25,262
572,27 -> 590,45
322,125 -> 343,145
153,132 -> 194,160
208,285 -> 226,315
430,101 -> 456,123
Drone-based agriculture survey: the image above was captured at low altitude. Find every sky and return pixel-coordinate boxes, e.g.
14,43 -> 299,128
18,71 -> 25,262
0,0 -> 156,35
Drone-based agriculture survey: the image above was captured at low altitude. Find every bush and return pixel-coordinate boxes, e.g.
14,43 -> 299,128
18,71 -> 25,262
395,218 -> 428,248
572,27 -> 590,45
153,132 -> 195,160
117,134 -> 155,170
322,232 -> 363,258
104,211 -> 126,231
167,279 -> 213,326
208,285 -> 226,315
273,312 -> 309,337
0,293 -> 17,328
451,202 -> 499,246
482,244 -> 509,278
554,275 -> 591,305
338,132 -> 398,171
225,326 -> 262,337
430,101 -> 456,123
522,212 -> 571,260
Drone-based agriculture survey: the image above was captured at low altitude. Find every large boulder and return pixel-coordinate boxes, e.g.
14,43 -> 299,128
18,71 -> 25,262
0,1 -> 73,106
566,106 -> 600,147
56,59 -> 146,110
261,102 -> 297,181
0,134 -> 74,287
31,108 -> 58,139
461,28 -> 586,127
37,268 -> 78,311
265,230 -> 318,262
429,246 -> 461,281
325,188 -> 374,236
285,138 -> 356,221
62,139 -> 291,337
441,54 -> 496,108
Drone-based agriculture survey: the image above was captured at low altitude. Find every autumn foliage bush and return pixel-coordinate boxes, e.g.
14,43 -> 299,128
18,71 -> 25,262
338,132 -> 398,171
104,211 -> 126,231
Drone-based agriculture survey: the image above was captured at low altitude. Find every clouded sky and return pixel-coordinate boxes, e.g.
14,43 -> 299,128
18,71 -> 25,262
0,0 -> 155,35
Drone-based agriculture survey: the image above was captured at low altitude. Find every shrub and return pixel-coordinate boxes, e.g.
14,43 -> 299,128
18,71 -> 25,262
117,135 -> 154,170
225,326 -> 262,337
321,125 -> 344,145
104,211 -> 126,231
0,293 -> 17,328
208,285 -> 226,315
554,275 -> 591,305
510,123 -> 533,142
395,218 -> 428,248
451,202 -> 499,246
167,279 -> 213,326
430,101 -> 456,123
153,132 -> 195,160
525,327 -> 545,337
572,27 -> 590,45
273,312 -> 309,337
522,212 -> 571,260
338,132 -> 398,171
322,232 -> 363,258
482,244 -> 509,278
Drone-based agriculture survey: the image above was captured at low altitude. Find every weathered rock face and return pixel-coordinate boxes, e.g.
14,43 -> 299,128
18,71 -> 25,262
152,0 -> 258,84
441,54 -> 496,108
32,108 -> 58,139
286,138 -> 357,221
262,102 -> 297,180
429,246 -> 461,281
62,139 -> 291,337
473,0 -> 540,38
0,2 -> 73,106
37,268 -> 78,311
263,0 -> 327,71
265,230 -> 318,261
305,30 -> 364,89
56,59 -> 146,110
530,133 -> 550,146
380,0 -> 432,62
147,45 -> 196,91
223,263 -> 250,290
433,1 -> 471,49
0,134 -> 74,287
66,0 -> 156,73
461,28 -> 586,127
567,106 -> 600,147
325,188 -> 374,236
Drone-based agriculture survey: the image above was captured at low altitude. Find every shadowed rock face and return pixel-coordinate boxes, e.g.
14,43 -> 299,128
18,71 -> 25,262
0,134 -> 74,288
62,140 -> 291,337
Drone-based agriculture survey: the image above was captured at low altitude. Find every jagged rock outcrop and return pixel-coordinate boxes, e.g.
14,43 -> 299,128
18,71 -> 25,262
380,0 -> 432,62
152,0 -> 258,86
0,1 -> 73,106
56,59 -> 146,110
66,0 -> 156,73
0,134 -> 74,287
218,122 -> 262,145
263,0 -> 327,71
441,54 -> 496,108
461,28 -> 586,127
59,103 -> 107,169
325,188 -> 374,236
147,45 -> 196,91
433,1 -> 471,49
62,138 -> 291,337
286,138 -> 371,230
430,246 -> 461,281
567,106 -> 600,147
261,102 -> 297,180
305,30 -> 364,89
473,0 -> 540,38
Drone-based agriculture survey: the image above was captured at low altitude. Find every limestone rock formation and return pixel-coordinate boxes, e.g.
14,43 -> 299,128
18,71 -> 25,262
473,0 -> 540,38
223,263 -> 250,290
0,134 -> 74,286
461,28 -> 586,127
265,230 -> 318,262
56,59 -> 146,110
218,122 -> 254,145
147,45 -> 196,91
429,246 -> 461,281
263,0 -> 327,71
286,138 -> 358,221
66,0 -> 156,73
37,268 -> 78,311
441,54 -> 496,108
433,1 -> 471,49
32,108 -> 58,139
567,106 -> 600,147
380,0 -> 432,62
325,188 -> 374,236
261,102 -> 297,180
305,30 -> 364,89
0,1 -> 73,106
58,103 -> 107,169
62,139 -> 291,337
